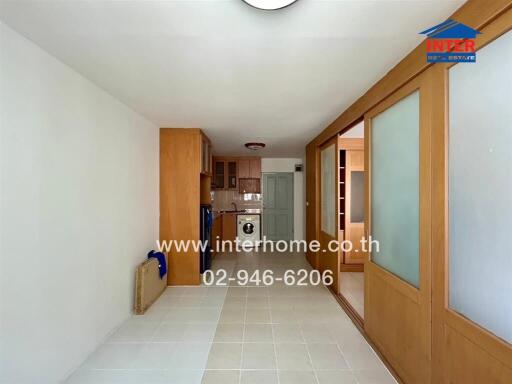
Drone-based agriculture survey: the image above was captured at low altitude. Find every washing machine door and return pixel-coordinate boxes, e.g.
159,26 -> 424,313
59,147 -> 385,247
242,222 -> 255,235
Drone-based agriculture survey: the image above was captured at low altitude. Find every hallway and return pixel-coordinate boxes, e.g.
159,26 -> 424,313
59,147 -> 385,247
66,251 -> 396,384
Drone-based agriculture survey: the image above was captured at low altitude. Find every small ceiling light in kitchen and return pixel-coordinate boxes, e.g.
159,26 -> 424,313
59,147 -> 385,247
245,142 -> 266,151
242,0 -> 298,11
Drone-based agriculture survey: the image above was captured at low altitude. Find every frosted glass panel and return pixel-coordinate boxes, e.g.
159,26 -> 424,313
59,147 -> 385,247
371,91 -> 419,287
321,144 -> 335,236
449,30 -> 512,343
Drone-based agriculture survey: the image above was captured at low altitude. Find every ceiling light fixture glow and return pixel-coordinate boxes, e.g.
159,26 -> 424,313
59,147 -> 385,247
242,0 -> 299,11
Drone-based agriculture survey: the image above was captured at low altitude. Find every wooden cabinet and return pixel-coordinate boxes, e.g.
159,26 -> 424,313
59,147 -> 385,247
221,214 -> 237,241
238,159 -> 250,179
213,157 -> 261,191
238,158 -> 261,179
160,128 -> 211,285
214,159 -> 226,189
227,161 -> 237,189
213,158 -> 238,190
211,216 -> 222,255
160,128 -> 212,286
239,178 -> 260,194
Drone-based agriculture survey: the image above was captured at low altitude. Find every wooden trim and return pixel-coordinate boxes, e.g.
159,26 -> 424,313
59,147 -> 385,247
338,138 -> 364,151
309,0 -> 512,147
318,137 -> 340,292
444,309 -> 512,365
339,264 -> 363,272
306,143 -> 319,269
365,261 -> 420,304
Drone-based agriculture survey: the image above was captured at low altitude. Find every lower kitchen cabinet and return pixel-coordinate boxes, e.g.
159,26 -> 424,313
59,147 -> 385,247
222,214 -> 237,242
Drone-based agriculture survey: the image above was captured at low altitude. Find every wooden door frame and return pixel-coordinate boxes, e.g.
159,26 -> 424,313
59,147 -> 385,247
342,139 -> 365,266
319,136 -> 340,293
306,143 -> 320,269
364,71 -> 432,384
431,9 -> 512,383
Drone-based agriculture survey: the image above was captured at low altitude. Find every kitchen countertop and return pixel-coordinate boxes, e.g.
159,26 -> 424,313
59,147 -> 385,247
213,208 -> 261,217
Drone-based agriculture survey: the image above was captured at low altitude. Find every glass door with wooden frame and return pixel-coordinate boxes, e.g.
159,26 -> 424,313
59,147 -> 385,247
431,27 -> 512,384
364,70 -> 432,384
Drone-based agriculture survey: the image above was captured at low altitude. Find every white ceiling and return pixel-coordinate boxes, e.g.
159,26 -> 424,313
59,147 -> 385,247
0,0 -> 464,157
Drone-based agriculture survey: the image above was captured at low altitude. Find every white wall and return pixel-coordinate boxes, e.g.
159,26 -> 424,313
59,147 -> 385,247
340,120 -> 364,138
0,23 -> 159,384
261,158 -> 305,241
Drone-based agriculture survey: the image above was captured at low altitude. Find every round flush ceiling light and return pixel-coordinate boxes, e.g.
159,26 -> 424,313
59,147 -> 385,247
245,142 -> 266,150
242,0 -> 299,11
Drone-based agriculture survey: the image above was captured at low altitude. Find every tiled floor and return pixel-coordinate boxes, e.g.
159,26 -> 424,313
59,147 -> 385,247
339,272 -> 365,318
66,252 -> 395,384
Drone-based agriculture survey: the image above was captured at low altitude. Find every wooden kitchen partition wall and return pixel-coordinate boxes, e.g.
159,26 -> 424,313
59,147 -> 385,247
304,1 -> 512,383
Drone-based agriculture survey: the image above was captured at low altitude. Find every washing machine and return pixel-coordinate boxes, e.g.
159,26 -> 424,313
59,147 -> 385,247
237,214 -> 261,246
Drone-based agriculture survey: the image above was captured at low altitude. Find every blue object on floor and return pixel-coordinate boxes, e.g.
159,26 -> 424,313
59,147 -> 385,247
147,250 -> 167,279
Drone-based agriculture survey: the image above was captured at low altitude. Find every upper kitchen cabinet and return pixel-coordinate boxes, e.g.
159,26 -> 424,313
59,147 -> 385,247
238,158 -> 261,179
212,157 -> 261,191
227,160 -> 237,189
212,157 -> 240,190
214,159 -> 226,189
213,158 -> 237,190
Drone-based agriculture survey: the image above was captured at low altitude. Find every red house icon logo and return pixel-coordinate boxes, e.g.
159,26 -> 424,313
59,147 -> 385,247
420,19 -> 481,63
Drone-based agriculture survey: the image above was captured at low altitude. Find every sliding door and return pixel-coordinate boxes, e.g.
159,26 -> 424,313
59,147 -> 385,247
319,136 -> 340,291
364,71 -> 432,383
432,27 -> 512,383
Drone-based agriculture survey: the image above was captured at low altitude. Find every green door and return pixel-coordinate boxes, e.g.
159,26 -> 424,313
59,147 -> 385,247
262,173 -> 294,241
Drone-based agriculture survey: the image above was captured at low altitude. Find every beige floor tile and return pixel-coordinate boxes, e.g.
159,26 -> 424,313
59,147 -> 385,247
353,369 -> 398,384
219,308 -> 246,324
275,344 -> 313,371
315,370 -> 357,384
202,370 -> 240,384
339,341 -> 385,370
245,308 -> 271,323
272,324 -> 304,343
244,324 -> 273,342
301,324 -> 335,343
247,287 -> 269,297
270,309 -> 299,324
240,370 -> 278,384
242,343 -> 276,369
214,324 -> 244,342
206,343 -> 243,369
278,370 -> 317,384
227,287 -> 248,297
151,323 -> 185,342
307,343 -> 349,370
246,297 -> 270,308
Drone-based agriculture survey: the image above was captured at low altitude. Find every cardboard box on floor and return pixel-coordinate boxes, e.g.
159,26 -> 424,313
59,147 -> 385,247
134,253 -> 168,314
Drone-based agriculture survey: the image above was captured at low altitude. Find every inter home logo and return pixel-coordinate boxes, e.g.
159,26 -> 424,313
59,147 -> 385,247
420,19 -> 481,63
